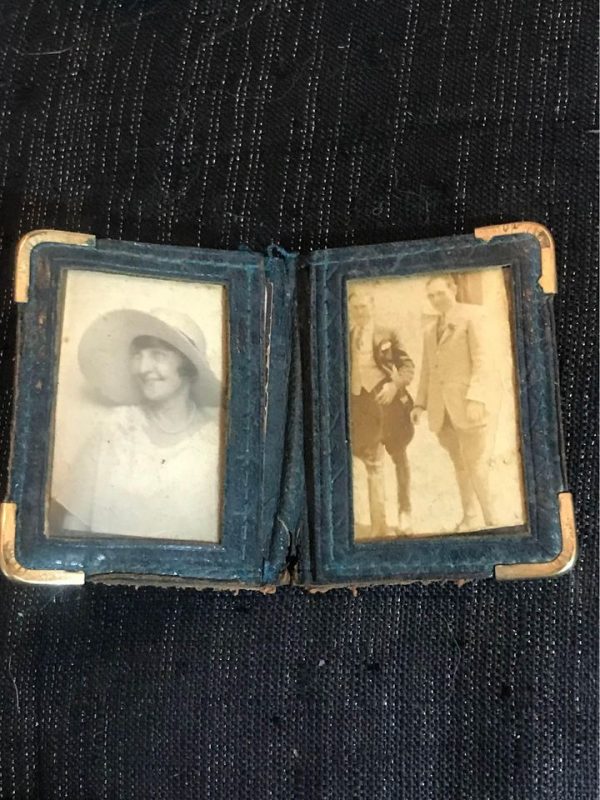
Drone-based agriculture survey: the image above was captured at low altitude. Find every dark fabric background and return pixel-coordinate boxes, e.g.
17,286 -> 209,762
0,1 -> 597,798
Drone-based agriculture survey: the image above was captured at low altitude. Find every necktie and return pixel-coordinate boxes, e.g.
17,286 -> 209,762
437,315 -> 446,342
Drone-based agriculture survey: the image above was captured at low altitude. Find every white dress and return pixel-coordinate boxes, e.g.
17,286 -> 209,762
59,405 -> 222,542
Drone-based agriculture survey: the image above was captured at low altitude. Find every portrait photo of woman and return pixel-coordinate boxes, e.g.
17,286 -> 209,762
48,270 -> 227,543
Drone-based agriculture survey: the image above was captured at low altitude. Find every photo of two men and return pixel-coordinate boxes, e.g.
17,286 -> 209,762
348,267 -> 526,539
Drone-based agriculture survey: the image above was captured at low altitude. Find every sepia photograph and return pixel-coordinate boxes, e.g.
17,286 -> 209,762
347,267 -> 526,540
48,269 -> 227,542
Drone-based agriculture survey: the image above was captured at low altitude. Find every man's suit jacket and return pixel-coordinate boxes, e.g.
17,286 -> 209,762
349,325 -> 415,392
415,303 -> 488,433
349,325 -> 415,455
372,327 -> 416,454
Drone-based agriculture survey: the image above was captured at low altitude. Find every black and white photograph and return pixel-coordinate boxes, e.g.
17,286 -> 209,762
48,270 -> 227,542
347,268 -> 526,539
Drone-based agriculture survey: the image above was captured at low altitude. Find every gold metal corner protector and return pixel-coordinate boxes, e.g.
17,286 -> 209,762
495,492 -> 577,581
474,221 -> 557,295
15,229 -> 96,303
0,502 -> 85,586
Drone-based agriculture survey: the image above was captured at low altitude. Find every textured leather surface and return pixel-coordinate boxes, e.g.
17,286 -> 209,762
0,1 -> 597,798
302,233 -> 567,584
9,240 -> 295,583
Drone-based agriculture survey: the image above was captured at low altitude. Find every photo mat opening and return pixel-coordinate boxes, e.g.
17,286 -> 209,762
47,268 -> 228,544
347,266 -> 527,541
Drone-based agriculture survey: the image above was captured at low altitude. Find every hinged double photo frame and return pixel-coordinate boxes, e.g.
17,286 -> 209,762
0,223 -> 576,590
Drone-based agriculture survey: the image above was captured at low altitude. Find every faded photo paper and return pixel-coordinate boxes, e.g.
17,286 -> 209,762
48,270 -> 227,542
347,268 -> 526,540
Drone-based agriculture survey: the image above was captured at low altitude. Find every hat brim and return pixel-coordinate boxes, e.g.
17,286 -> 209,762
77,309 -> 222,406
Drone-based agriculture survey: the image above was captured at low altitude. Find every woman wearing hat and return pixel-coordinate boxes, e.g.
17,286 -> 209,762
58,308 -> 224,542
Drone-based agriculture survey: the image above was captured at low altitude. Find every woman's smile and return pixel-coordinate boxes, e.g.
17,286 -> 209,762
131,345 -> 187,404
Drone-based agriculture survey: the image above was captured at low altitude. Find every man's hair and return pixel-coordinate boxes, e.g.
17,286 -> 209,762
425,273 -> 457,290
130,335 -> 198,379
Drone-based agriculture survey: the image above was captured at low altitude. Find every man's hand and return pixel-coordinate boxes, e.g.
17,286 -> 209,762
375,381 -> 398,406
466,400 -> 486,424
382,364 -> 406,389
410,406 -> 424,425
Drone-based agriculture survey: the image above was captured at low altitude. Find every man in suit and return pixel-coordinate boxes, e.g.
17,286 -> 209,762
411,274 -> 496,531
348,289 -> 415,536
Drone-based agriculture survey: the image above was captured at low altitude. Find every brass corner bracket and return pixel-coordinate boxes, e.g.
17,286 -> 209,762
495,492 -> 577,580
474,221 -> 557,294
0,502 -> 85,586
15,229 -> 96,303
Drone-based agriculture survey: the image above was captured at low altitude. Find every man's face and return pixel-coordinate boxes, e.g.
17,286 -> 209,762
349,294 -> 373,328
130,338 -> 188,404
426,278 -> 457,314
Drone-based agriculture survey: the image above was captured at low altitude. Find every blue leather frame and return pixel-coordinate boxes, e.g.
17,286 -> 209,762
303,232 -> 568,584
10,239 -> 295,585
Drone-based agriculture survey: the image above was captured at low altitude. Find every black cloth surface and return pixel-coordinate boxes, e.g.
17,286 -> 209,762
0,1 -> 597,798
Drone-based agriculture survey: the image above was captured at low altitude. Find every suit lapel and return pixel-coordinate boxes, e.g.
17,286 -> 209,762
437,312 -> 460,347
438,321 -> 452,347
425,323 -> 437,358
372,327 -> 385,363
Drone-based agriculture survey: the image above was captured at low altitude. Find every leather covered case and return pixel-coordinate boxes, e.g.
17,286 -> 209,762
0,223 -> 576,590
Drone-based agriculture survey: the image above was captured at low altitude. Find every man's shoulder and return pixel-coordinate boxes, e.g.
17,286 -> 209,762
453,302 -> 485,323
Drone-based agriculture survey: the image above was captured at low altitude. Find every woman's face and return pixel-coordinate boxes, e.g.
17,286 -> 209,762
130,339 -> 189,404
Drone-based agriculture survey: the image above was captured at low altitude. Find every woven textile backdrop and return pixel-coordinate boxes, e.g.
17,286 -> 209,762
0,1 -> 597,798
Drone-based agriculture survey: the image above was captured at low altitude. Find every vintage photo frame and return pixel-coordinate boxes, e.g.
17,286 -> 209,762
1,231 -> 296,588
303,223 -> 576,587
1,224 -> 575,590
